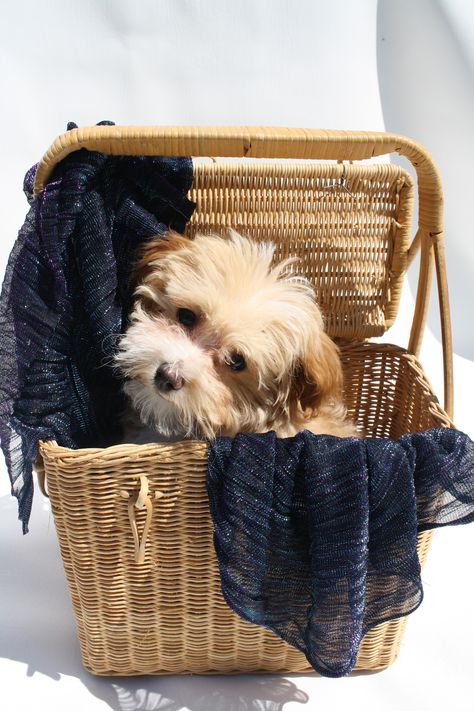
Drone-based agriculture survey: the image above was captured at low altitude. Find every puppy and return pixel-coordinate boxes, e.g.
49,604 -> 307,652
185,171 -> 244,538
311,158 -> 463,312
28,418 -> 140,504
115,230 -> 356,442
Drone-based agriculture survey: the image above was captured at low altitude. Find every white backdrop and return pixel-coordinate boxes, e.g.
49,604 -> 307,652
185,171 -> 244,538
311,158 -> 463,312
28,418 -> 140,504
0,2 -> 473,710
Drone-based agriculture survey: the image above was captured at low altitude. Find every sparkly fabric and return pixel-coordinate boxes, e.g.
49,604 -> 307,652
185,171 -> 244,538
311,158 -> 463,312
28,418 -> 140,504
207,427 -> 474,677
0,122 -> 195,532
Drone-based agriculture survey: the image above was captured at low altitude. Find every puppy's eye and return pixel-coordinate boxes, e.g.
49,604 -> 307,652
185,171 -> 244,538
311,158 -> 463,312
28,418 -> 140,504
226,352 -> 246,372
177,308 -> 197,328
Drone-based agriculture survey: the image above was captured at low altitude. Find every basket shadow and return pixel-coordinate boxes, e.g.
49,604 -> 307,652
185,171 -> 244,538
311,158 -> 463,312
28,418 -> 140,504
107,675 -> 310,711
0,492 -> 310,711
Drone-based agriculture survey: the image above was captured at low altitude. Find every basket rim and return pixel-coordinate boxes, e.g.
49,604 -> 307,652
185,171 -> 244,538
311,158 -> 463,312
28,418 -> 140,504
38,437 -> 209,458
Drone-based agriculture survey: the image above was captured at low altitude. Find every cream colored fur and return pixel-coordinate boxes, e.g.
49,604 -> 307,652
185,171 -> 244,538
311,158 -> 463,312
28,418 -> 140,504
115,230 -> 356,441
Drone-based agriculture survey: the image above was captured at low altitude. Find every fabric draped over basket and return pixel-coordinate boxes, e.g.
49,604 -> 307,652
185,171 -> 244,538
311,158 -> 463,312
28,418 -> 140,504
0,122 -> 195,532
207,428 -> 474,677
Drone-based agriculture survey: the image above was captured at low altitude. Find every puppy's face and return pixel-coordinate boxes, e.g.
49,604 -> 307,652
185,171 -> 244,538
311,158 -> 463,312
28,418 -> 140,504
115,231 -> 343,439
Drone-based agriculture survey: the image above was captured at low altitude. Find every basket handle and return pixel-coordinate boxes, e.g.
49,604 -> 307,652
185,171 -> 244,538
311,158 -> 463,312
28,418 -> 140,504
33,125 -> 453,418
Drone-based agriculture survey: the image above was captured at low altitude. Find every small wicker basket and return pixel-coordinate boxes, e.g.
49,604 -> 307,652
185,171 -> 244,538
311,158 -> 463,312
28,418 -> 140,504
35,126 -> 453,675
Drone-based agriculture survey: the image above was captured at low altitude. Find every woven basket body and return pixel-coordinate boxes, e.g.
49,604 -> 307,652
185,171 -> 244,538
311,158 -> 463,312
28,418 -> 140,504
36,127 -> 453,675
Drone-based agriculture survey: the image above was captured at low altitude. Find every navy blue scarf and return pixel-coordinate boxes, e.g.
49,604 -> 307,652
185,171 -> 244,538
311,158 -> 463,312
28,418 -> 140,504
208,428 -> 474,677
0,122 -> 195,531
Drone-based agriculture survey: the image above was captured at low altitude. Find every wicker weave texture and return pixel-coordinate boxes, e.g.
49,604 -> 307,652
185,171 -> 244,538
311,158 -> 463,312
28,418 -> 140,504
187,162 -> 413,339
32,125 -> 453,414
34,126 -> 453,676
33,126 -> 444,237
39,344 -> 450,676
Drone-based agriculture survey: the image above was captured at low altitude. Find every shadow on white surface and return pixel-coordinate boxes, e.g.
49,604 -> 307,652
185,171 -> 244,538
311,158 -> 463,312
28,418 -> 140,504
104,676 -> 309,711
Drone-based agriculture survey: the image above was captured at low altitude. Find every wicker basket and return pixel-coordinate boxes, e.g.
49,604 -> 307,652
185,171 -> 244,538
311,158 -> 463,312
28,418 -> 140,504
35,127 -> 453,676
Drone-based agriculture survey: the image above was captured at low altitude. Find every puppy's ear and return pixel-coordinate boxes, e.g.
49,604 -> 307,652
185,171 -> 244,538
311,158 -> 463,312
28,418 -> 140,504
291,330 -> 344,417
133,230 -> 191,288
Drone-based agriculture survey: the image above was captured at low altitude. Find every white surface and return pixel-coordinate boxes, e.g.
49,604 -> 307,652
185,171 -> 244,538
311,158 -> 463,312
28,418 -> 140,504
0,1 -> 473,710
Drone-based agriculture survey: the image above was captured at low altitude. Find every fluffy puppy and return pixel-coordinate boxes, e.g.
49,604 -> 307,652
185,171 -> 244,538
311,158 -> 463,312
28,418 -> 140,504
115,230 -> 356,442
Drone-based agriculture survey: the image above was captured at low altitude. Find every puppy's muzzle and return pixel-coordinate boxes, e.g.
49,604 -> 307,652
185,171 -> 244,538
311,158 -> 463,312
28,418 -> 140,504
154,362 -> 185,392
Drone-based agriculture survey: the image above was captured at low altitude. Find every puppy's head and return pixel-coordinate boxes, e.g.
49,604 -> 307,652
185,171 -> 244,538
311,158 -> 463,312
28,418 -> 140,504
115,230 -> 344,439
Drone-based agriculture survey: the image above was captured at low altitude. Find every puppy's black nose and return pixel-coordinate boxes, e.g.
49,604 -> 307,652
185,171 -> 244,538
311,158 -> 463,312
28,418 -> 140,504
154,363 -> 184,392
